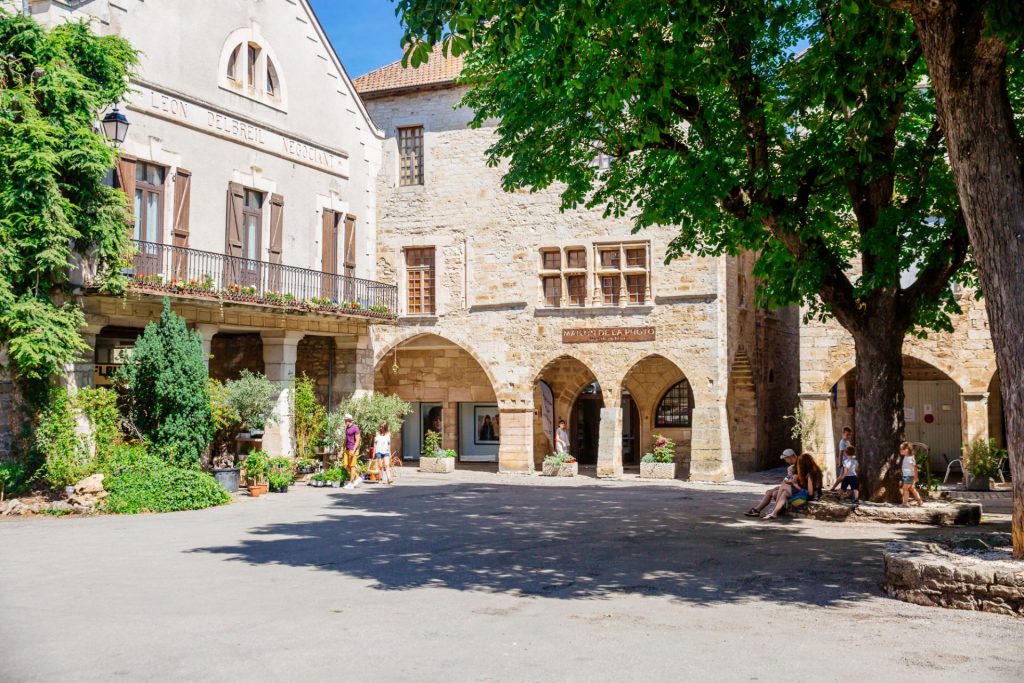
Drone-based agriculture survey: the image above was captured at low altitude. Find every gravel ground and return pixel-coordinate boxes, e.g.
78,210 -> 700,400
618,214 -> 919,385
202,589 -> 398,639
1,467 -> 1021,682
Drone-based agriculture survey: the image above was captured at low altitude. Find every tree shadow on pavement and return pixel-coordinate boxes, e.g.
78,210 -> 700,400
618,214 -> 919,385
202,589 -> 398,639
192,483 -> 945,606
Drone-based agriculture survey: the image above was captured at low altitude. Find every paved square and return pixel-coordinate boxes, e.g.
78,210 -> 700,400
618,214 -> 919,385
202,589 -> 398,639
1,471 -> 1021,682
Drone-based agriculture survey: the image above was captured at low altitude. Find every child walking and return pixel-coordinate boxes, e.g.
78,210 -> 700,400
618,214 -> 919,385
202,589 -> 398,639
830,445 -> 859,505
900,441 -> 924,507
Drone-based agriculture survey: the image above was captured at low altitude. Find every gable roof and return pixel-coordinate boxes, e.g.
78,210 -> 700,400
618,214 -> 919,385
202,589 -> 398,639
353,43 -> 464,99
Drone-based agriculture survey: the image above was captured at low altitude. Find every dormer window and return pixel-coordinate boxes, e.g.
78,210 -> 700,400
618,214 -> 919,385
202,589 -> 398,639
220,30 -> 287,110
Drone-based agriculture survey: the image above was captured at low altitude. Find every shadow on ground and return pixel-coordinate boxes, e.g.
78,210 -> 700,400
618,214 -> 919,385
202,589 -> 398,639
193,483 -> 950,606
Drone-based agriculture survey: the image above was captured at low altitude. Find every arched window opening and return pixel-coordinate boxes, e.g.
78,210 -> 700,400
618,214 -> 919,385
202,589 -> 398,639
655,380 -> 693,428
266,59 -> 279,97
226,45 -> 240,81
247,43 -> 261,90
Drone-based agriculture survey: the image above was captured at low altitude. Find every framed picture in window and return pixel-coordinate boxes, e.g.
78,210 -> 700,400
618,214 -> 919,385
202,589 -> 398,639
474,405 -> 500,445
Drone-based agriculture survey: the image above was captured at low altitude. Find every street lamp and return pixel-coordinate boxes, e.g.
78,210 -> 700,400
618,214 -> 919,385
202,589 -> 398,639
101,106 -> 129,147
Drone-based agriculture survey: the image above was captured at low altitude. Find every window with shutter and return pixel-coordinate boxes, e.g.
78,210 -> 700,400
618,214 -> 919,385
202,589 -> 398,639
406,247 -> 435,315
321,209 -> 338,299
171,168 -> 191,280
398,126 -> 424,186
268,194 -> 284,291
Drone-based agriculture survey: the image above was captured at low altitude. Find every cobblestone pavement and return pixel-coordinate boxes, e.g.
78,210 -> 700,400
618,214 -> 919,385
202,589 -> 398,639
1,468 -> 1021,682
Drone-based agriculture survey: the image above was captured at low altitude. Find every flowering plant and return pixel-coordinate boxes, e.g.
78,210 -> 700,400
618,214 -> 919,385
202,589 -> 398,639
641,435 -> 675,464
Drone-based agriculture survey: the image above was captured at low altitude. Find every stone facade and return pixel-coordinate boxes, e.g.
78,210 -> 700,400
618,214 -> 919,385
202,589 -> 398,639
799,293 -> 1002,480
357,72 -> 797,480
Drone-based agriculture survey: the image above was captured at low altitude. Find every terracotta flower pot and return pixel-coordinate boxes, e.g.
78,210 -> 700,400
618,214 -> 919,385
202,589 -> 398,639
247,484 -> 268,497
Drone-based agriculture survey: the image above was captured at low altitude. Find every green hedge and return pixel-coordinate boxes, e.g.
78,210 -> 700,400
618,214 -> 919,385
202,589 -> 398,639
102,446 -> 230,514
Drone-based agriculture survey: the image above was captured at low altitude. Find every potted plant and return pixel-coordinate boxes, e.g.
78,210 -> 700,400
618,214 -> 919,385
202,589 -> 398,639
226,370 -> 279,439
243,451 -> 269,497
295,458 -> 317,475
542,452 -> 578,477
208,378 -> 242,492
640,435 -> 677,479
324,467 -> 348,488
268,469 -> 292,493
309,472 -> 326,487
419,431 -> 456,473
962,438 -> 1006,491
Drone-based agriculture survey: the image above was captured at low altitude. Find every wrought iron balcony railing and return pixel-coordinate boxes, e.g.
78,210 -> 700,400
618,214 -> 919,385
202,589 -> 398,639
110,240 -> 398,320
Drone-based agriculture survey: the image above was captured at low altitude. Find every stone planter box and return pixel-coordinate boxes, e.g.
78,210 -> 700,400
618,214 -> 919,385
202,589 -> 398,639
542,462 -> 578,477
640,462 -> 676,479
419,457 -> 455,474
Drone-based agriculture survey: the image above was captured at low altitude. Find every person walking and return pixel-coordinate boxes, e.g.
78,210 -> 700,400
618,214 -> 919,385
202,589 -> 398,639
830,445 -> 860,505
374,421 -> 394,485
342,413 -> 361,489
837,426 -> 853,473
555,418 -> 570,454
900,441 -> 924,507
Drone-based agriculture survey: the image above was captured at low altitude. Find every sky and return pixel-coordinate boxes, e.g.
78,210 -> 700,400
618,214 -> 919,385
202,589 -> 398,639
310,1 -> 406,79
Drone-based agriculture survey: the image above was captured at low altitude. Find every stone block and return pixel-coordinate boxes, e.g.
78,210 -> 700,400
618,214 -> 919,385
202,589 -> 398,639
639,462 -> 676,479
419,456 -> 456,473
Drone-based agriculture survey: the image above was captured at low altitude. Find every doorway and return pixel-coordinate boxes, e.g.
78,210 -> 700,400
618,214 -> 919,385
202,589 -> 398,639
622,391 -> 640,466
572,381 -> 603,465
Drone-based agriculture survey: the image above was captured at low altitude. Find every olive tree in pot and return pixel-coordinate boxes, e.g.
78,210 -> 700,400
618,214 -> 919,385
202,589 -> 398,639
226,370 -> 279,439
419,430 -> 456,473
640,435 -> 677,480
208,378 -> 242,492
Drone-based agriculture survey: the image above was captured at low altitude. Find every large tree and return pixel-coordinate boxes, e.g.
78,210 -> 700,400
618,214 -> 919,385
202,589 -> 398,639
395,0 -> 968,501
881,3 -> 1024,557
0,12 -> 136,403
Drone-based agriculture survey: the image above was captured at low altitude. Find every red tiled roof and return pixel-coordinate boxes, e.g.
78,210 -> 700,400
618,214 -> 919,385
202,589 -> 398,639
353,43 -> 464,97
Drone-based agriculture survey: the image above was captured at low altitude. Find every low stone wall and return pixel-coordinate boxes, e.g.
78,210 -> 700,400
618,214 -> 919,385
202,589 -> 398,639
883,534 -> 1024,617
800,500 -> 981,526
419,457 -> 455,474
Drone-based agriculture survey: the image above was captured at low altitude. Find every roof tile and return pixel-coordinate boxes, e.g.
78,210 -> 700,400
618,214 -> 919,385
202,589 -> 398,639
353,43 -> 465,96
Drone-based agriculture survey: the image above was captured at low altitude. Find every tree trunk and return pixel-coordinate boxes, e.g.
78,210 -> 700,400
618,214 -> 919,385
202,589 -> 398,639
852,323 -> 906,502
911,3 -> 1024,558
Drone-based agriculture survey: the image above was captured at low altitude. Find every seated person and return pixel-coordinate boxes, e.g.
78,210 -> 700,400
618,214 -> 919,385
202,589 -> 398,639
745,449 -> 798,518
746,452 -> 820,519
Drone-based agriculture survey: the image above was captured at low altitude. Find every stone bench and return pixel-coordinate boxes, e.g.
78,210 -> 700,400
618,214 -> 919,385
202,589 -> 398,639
797,499 -> 981,526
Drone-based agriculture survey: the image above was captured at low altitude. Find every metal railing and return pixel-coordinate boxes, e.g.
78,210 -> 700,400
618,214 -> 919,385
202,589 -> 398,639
123,240 -> 397,317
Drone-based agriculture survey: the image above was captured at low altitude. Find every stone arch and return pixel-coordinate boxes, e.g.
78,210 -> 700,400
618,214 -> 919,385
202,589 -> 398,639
532,354 -> 601,466
819,348 -> 973,395
374,329 -> 503,401
373,332 -> 502,460
621,354 -> 692,473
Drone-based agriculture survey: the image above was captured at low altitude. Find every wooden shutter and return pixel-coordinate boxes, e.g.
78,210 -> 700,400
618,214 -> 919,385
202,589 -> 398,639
171,168 -> 191,279
117,157 -> 137,224
343,215 -> 356,271
321,209 -> 336,299
224,182 -> 245,286
268,194 -> 284,291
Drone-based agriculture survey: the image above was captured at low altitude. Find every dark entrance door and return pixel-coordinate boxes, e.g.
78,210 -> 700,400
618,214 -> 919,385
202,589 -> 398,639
622,392 -> 641,466
572,381 -> 604,465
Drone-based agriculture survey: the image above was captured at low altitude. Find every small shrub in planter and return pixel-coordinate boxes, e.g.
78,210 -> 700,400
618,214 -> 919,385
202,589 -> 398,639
268,469 -> 293,493
419,432 -> 456,473
323,467 -> 348,488
309,472 -> 326,487
243,451 -> 269,497
295,458 -> 317,475
962,438 -> 1006,491
640,435 -> 677,480
542,453 -> 578,477
226,370 -> 279,437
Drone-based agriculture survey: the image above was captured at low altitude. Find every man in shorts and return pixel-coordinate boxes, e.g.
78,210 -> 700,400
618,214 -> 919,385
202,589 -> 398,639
342,413 -> 361,489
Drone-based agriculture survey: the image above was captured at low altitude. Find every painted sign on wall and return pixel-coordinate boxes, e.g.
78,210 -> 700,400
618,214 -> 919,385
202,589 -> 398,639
562,327 -> 656,343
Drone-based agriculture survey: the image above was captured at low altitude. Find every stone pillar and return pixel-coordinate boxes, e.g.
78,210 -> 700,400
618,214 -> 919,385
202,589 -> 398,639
334,332 -> 374,403
596,406 -> 624,478
689,403 -> 734,482
498,407 -> 535,474
261,331 -> 303,457
352,332 -> 374,398
799,392 -> 836,485
194,324 -> 219,370
60,326 -> 102,394
961,392 -> 990,446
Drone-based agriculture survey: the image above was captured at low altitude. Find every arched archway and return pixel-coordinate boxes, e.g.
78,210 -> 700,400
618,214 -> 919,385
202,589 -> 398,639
830,355 -> 963,471
621,354 -> 692,475
374,333 -> 500,462
532,355 -> 600,467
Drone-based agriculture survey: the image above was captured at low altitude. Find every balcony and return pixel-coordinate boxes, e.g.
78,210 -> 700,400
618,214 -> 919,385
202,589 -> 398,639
90,240 -> 398,321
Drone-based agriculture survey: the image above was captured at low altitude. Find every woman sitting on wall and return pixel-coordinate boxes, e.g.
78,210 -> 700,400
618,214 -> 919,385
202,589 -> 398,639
745,451 -> 820,520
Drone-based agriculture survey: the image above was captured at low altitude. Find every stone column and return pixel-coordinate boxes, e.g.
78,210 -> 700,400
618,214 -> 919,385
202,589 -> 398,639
799,392 -> 836,485
351,332 -> 374,398
689,403 -> 734,482
261,331 -> 303,457
60,325 -> 102,394
498,406 -> 535,474
961,392 -> 990,446
596,406 -> 624,478
194,324 -> 219,370
334,332 -> 374,403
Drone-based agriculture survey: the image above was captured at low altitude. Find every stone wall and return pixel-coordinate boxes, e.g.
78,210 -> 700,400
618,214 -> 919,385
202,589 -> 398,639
209,333 -> 265,381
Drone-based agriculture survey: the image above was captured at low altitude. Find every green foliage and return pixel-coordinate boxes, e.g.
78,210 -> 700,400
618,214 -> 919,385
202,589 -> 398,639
0,460 -> 27,500
242,450 -> 269,485
208,378 -> 241,461
788,407 -> 821,457
641,435 -> 676,464
292,374 -> 327,458
101,444 -> 230,515
329,393 -> 412,454
323,467 -> 349,484
226,370 -> 279,432
421,429 -> 443,458
267,469 -> 292,490
35,386 -> 91,488
117,299 -> 212,469
0,13 -> 136,387
543,452 -> 576,467
962,438 -> 1007,480
74,387 -> 121,458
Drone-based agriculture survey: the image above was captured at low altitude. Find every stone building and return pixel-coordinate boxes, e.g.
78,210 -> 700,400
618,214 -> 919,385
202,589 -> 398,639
8,0 -> 395,456
799,293 -> 1004,480
353,49 -> 799,479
